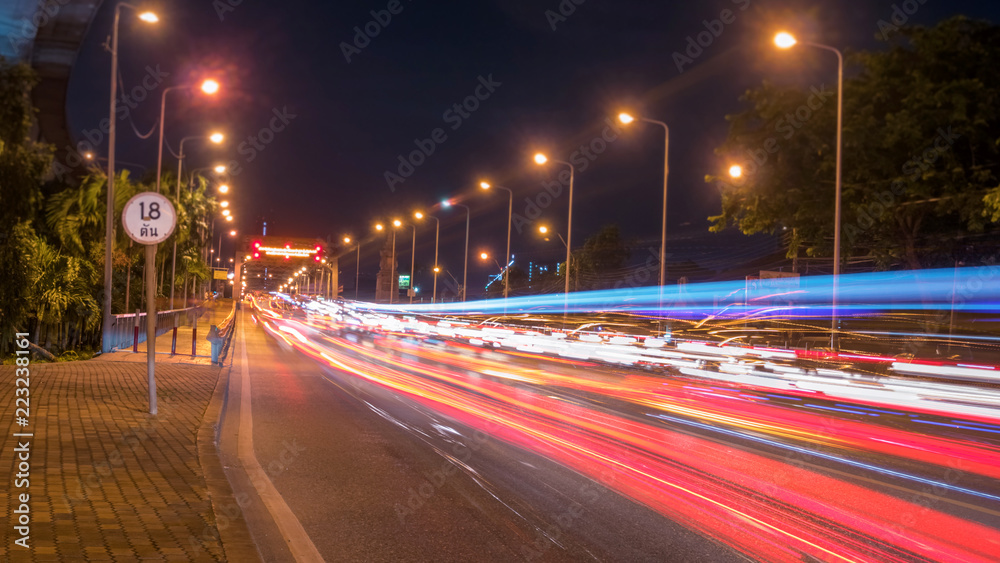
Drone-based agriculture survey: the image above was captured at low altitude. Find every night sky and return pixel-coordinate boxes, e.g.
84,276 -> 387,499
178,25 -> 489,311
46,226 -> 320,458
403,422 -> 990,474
65,0 -> 1000,295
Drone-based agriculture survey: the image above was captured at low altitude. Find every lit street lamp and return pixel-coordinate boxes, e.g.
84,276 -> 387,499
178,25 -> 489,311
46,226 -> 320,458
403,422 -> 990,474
407,222 -> 417,304
618,112 -> 669,290
155,79 -> 221,195
534,153 -> 576,301
170,131 -> 224,309
538,225 -> 568,248
344,237 -> 360,300
102,3 -> 158,353
415,212 -> 441,303
442,200 -> 471,301
775,30 -> 844,349
480,181 -> 513,305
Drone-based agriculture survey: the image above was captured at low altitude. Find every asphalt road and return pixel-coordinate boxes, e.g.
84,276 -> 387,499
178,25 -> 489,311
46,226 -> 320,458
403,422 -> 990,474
221,301 -> 1000,562
226,309 -> 746,562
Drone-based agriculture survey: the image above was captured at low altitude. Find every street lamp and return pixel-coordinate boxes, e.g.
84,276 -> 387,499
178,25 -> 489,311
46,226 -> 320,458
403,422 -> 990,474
728,164 -> 743,179
214,164 -> 227,174
414,211 -> 440,303
442,199 -> 471,301
407,222 -> 417,304
480,181 -> 513,304
385,220 -> 402,304
344,236 -> 361,300
170,131 -> 224,309
534,153 -> 575,301
775,30 -> 844,349
538,225 -> 568,249
102,3 -> 158,353
218,184 -> 230,194
155,79 -> 221,195
618,112 -> 669,290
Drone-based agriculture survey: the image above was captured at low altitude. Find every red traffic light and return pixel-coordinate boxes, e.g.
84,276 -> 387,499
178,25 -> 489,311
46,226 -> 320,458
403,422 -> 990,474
253,241 -> 261,249
253,252 -> 260,259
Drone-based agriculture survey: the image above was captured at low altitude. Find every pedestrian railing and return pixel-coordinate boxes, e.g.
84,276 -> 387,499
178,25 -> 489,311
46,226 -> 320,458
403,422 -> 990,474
106,304 -> 207,353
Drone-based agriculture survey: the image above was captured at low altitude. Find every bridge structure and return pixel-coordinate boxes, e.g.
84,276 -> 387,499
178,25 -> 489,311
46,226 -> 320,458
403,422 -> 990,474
234,236 -> 340,300
1,0 -> 105,164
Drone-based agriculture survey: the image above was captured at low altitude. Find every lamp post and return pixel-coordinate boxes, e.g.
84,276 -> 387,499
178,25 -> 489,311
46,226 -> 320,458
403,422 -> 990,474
443,200 -> 471,301
618,113 -> 669,290
155,80 -> 220,195
775,31 -> 844,349
480,182 -> 513,306
170,132 -> 223,309
344,237 -> 360,300
407,223 -> 417,304
102,4 -> 158,354
534,154 -> 575,303
415,212 -> 440,303
538,225 -> 568,249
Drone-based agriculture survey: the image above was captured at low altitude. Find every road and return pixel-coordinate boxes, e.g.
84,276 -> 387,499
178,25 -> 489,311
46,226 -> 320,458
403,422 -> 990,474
220,297 -> 1000,562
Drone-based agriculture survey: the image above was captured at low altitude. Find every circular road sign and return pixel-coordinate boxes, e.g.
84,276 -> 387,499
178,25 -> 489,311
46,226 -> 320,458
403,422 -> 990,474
122,192 -> 177,245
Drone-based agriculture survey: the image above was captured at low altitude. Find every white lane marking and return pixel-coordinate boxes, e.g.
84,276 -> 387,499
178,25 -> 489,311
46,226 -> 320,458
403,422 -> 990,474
237,311 -> 325,562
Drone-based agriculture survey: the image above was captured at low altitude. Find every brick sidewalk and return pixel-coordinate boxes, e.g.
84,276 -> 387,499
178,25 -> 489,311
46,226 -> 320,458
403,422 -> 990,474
0,358 -> 239,561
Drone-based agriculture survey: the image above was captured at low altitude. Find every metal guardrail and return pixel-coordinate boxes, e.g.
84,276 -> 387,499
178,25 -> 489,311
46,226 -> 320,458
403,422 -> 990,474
216,302 -> 238,365
106,304 -> 206,352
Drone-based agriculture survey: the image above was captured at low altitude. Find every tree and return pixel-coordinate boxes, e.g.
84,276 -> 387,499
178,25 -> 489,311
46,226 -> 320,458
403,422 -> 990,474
708,16 -> 1000,269
0,63 -> 53,351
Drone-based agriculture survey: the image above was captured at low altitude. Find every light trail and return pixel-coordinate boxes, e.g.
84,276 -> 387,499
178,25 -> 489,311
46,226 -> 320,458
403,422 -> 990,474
252,297 -> 1000,562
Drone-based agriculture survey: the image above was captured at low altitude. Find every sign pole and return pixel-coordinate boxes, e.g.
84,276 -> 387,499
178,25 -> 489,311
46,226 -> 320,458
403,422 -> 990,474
146,243 -> 158,415
122,192 -> 176,416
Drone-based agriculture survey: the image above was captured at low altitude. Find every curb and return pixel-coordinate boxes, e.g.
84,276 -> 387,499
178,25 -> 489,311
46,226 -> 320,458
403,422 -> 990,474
197,359 -> 262,561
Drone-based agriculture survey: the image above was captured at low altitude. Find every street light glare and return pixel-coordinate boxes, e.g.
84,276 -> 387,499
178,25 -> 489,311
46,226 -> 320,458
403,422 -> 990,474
84,152 -> 94,160
534,153 -> 548,165
393,219 -> 402,227
218,184 -> 230,193
138,11 -> 158,23
375,223 -> 384,231
225,215 -> 233,221
222,209 -> 230,216
729,164 -> 743,178
618,112 -> 635,124
214,165 -> 227,173
343,237 -> 352,243
480,252 -> 489,260
775,32 -> 797,49
209,132 -> 224,144
538,226 -> 549,234
229,230 -> 236,236
220,201 -> 229,208
414,212 -> 424,219
201,79 -> 221,95
479,181 -> 491,190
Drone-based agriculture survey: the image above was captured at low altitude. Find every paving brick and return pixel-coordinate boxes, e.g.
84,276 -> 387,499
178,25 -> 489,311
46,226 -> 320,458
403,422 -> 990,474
0,340 -> 228,562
